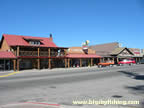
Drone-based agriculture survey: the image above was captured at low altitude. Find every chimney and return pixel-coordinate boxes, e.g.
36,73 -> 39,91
49,33 -> 53,41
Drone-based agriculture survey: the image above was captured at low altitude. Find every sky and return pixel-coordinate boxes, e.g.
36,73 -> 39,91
0,0 -> 144,48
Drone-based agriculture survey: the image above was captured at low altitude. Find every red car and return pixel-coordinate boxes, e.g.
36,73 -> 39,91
118,59 -> 136,65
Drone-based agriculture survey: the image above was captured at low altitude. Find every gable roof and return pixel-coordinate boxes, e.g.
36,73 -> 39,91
1,34 -> 57,48
110,47 -> 134,55
89,42 -> 119,56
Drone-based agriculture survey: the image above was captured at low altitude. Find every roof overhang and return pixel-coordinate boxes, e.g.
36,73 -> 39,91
0,51 -> 16,59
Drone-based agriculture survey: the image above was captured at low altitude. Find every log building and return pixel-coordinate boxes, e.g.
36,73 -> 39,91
0,34 -> 68,71
66,47 -> 101,67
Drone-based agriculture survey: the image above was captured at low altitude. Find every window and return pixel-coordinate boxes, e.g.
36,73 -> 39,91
29,41 -> 40,45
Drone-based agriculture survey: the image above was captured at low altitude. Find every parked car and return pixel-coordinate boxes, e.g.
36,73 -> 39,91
118,59 -> 136,65
98,61 -> 114,68
139,59 -> 144,64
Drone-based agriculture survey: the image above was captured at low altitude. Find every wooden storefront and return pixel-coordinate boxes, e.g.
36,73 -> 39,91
0,34 -> 68,71
65,47 -> 101,67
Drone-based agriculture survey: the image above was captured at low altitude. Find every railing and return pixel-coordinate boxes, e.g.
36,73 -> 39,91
19,51 -> 66,57
19,51 -> 38,56
51,51 -> 65,57
40,51 -> 48,56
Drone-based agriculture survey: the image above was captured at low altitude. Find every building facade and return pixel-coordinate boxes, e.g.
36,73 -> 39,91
0,34 -> 68,71
66,47 -> 101,67
0,35 -> 143,71
89,42 -> 144,64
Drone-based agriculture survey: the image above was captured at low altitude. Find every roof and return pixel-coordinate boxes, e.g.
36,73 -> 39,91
110,47 -> 126,55
0,51 -> 16,59
129,48 -> 143,57
89,42 -> 119,56
110,47 -> 134,55
2,34 -> 58,48
129,48 -> 140,54
66,54 -> 101,58
67,47 -> 96,54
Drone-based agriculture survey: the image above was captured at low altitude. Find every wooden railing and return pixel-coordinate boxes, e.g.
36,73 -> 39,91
19,51 -> 38,56
19,51 -> 66,57
51,51 -> 65,57
40,51 -> 48,56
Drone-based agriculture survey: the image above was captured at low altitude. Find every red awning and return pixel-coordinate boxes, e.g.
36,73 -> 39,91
0,51 -> 16,59
66,54 -> 101,58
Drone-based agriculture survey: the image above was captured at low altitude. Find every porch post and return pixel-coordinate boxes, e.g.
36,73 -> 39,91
17,59 -> 19,71
17,46 -> 19,56
37,47 -> 40,69
37,59 -> 40,69
13,59 -> 16,71
68,58 -> 70,68
17,46 -> 20,71
65,58 -> 67,68
80,58 -> 82,67
117,57 -> 119,64
91,58 -> 93,66
48,48 -> 51,69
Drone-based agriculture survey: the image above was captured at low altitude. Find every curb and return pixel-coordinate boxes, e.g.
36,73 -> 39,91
1,102 -> 60,108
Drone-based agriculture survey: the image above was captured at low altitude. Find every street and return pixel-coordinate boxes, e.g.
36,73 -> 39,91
0,65 -> 144,108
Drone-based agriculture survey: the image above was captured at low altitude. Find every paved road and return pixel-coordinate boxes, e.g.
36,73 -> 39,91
0,65 -> 144,108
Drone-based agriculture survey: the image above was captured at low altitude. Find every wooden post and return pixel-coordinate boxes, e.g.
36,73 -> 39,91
37,59 -> 40,69
80,59 -> 82,67
68,58 -> 70,68
38,47 -> 40,56
48,48 -> 51,69
117,57 -> 119,64
13,60 -> 16,71
17,59 -> 19,71
16,46 -> 20,71
91,58 -> 93,66
17,46 -> 19,56
37,48 -> 40,69
65,58 -> 67,68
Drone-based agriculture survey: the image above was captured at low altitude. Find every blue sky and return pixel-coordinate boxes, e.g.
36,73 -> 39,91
0,0 -> 144,48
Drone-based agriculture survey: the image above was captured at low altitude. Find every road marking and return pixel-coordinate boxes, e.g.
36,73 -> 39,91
0,71 -> 20,77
